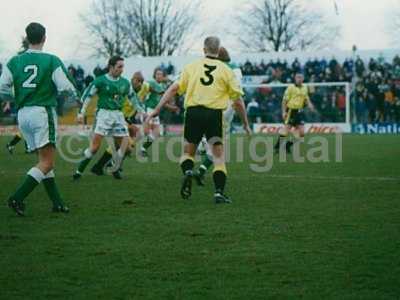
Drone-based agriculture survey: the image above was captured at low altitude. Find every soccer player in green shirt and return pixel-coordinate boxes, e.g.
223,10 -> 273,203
141,68 -> 179,156
72,56 -> 136,180
0,22 -> 78,216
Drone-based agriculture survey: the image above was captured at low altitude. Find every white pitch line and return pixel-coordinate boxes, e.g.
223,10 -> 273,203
258,174 -> 400,182
1,170 -> 399,182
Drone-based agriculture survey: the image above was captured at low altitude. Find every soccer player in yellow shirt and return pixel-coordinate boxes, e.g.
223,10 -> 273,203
146,36 -> 251,204
274,73 -> 316,153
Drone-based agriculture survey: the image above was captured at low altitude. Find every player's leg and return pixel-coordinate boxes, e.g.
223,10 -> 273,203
39,144 -> 69,213
8,107 -> 66,215
275,109 -> 292,154
107,136 -> 130,180
287,112 -> 305,154
7,107 -> 43,215
141,110 -> 159,156
90,146 -> 112,176
90,120 -> 138,175
290,124 -> 305,154
73,133 -> 103,179
206,108 -> 231,203
6,131 -> 23,154
194,137 -> 213,186
180,107 -> 204,199
180,142 -> 197,199
210,143 -> 231,204
104,111 -> 131,179
74,109 -> 115,179
127,123 -> 139,153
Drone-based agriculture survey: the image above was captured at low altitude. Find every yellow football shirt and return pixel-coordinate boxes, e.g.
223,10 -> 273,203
138,81 -> 150,102
284,84 -> 310,110
121,81 -> 150,118
176,57 -> 243,110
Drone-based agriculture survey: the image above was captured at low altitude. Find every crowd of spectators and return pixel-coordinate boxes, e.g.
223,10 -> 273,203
2,56 -> 400,125
239,55 -> 400,123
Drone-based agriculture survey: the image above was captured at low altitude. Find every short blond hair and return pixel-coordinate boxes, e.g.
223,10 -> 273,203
204,36 -> 220,57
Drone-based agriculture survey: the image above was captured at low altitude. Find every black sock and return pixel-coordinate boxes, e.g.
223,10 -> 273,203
93,151 -> 112,170
8,135 -> 22,147
181,159 -> 194,175
275,135 -> 289,150
143,136 -> 153,150
213,171 -> 226,193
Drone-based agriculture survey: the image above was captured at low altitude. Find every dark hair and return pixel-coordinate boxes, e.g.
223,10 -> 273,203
218,47 -> 231,63
108,55 -> 124,68
153,67 -> 165,79
25,22 -> 46,45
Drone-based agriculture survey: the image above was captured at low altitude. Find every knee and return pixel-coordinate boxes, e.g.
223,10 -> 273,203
39,160 -> 54,174
90,144 -> 100,154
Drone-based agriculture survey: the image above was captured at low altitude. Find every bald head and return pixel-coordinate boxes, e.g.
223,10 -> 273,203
203,36 -> 220,57
131,71 -> 144,90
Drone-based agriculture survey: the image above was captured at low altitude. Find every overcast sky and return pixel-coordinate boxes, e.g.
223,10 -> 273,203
0,0 -> 398,59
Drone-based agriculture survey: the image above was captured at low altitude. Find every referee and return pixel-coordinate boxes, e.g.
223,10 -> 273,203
146,36 -> 251,204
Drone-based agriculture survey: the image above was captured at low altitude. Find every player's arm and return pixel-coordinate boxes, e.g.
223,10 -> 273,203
127,86 -> 145,114
164,100 -> 180,113
77,82 -> 98,123
282,87 -> 290,120
52,57 -> 79,99
232,98 -> 251,135
0,64 -> 14,102
146,83 -> 180,120
146,69 -> 187,121
227,69 -> 251,134
305,94 -> 316,112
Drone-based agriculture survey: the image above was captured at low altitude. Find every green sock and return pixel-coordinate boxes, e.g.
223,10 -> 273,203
42,178 -> 64,207
8,134 -> 22,147
202,155 -> 213,169
93,151 -> 112,170
11,175 -> 39,202
143,140 -> 153,150
77,158 -> 92,173
198,165 -> 207,176
274,135 -> 287,150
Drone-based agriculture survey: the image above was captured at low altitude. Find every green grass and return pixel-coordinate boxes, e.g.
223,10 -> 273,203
0,134 -> 399,299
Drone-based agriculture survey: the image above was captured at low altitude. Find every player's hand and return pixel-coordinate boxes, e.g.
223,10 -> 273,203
77,113 -> 84,124
244,124 -> 252,136
171,105 -> 180,114
144,114 -> 154,125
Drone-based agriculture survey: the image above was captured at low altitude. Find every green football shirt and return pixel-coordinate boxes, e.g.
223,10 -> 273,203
80,74 -> 131,113
145,79 -> 166,109
0,49 -> 76,109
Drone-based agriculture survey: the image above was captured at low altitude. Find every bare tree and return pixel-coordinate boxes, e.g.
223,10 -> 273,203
82,0 -> 200,57
82,0 -> 135,57
238,0 -> 340,52
386,1 -> 400,45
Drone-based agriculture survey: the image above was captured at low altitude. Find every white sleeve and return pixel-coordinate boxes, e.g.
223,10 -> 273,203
0,64 -> 14,96
79,83 -> 98,115
52,66 -> 76,93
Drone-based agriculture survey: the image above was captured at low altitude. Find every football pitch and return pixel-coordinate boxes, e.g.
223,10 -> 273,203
0,134 -> 399,299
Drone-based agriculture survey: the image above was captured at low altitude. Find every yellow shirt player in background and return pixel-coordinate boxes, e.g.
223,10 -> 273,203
146,36 -> 251,204
274,73 -> 316,154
